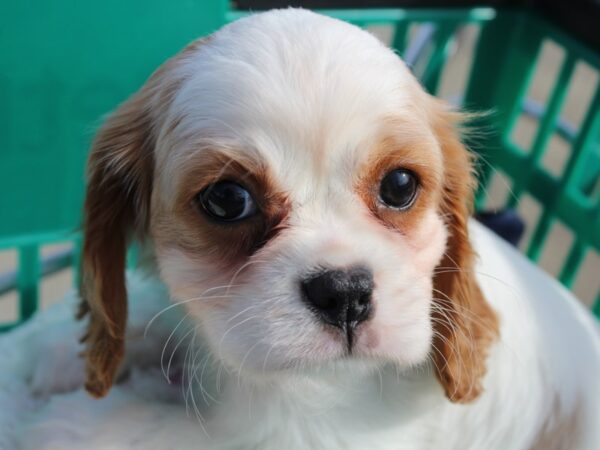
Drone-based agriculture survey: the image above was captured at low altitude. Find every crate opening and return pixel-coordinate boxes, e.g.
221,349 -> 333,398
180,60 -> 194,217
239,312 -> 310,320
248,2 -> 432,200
480,170 -> 514,211
40,242 -> 75,311
406,22 -> 435,80
366,24 -> 394,46
526,39 -> 566,110
509,39 -> 567,155
538,221 -> 575,278
0,292 -> 18,325
560,61 -> 599,130
40,270 -> 74,311
540,132 -> 571,178
516,194 -> 543,252
572,250 -> 600,308
437,24 -> 479,105
510,113 -> 538,154
0,248 -> 17,274
0,249 -> 18,326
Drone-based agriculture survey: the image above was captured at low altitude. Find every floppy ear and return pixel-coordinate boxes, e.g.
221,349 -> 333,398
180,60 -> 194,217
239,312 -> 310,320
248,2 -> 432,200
78,38 -> 206,398
78,84 -> 156,398
430,101 -> 499,404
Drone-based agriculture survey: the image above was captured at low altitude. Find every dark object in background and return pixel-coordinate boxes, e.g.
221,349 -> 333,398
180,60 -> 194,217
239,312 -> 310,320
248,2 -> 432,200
475,209 -> 526,247
234,0 -> 600,51
533,0 -> 600,52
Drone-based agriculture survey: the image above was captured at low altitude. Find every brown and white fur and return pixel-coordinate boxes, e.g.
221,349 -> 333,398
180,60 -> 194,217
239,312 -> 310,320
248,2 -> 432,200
73,9 -> 599,449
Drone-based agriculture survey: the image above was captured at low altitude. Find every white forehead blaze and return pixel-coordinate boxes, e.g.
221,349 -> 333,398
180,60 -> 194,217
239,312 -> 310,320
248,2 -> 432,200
155,9 -> 433,203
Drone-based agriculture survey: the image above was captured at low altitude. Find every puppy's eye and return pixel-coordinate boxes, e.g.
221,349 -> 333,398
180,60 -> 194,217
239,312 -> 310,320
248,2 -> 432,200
379,169 -> 419,210
197,181 -> 258,222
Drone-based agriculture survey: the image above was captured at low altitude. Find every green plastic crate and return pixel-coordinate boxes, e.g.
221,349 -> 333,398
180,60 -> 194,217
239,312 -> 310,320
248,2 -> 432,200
0,2 -> 598,331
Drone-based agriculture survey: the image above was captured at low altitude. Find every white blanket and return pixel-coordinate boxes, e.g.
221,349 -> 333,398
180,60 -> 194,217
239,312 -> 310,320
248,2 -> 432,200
0,275 -> 209,450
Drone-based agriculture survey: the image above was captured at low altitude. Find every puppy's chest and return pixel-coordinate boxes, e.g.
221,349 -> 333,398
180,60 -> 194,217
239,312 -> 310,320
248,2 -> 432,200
210,412 -> 424,450
203,386 -> 438,450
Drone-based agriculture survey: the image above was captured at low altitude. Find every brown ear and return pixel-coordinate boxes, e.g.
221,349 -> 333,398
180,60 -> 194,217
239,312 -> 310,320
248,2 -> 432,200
78,38 -> 207,398
78,85 -> 155,398
430,101 -> 499,404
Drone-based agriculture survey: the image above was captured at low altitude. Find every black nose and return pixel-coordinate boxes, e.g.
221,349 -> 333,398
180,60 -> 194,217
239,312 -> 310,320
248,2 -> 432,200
301,266 -> 374,333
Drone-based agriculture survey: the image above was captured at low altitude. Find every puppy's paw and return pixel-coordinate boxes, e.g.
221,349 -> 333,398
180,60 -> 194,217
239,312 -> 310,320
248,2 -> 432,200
28,316 -> 86,397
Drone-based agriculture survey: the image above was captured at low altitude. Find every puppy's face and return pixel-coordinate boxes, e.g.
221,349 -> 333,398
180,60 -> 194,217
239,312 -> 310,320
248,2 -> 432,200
81,10 -> 498,403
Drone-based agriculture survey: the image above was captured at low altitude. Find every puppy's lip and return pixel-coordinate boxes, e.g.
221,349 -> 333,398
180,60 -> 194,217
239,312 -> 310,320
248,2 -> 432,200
322,320 -> 370,355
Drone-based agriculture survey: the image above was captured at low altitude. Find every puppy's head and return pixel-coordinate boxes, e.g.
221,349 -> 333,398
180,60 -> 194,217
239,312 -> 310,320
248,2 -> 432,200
80,9 -> 498,403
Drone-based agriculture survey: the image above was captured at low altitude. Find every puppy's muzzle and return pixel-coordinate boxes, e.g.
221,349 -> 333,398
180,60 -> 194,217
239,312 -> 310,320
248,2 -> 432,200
301,266 -> 374,349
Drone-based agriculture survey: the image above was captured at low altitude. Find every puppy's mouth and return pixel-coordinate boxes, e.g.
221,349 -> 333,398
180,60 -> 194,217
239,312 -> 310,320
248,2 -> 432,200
323,311 -> 372,354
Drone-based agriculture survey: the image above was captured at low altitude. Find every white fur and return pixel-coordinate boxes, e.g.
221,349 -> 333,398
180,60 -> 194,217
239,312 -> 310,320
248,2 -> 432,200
153,8 -> 444,381
2,222 -> 598,449
2,9 -> 598,449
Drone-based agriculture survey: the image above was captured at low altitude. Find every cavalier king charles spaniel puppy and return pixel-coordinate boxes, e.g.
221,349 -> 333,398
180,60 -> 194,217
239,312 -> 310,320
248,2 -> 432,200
78,8 -> 599,449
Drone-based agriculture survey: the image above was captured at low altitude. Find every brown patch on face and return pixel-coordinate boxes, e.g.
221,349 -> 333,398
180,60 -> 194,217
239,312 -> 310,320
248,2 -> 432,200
356,102 -> 498,404
152,149 -> 290,270
427,99 -> 499,404
79,36 -> 211,398
531,395 -> 583,450
354,128 -> 443,240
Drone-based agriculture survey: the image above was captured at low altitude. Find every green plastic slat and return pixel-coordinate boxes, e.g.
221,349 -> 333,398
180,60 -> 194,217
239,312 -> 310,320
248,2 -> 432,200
72,236 -> 82,289
226,8 -> 497,24
463,12 -> 543,208
391,21 -> 409,56
527,85 -> 600,260
423,23 -> 457,94
501,33 -> 544,141
507,54 -> 577,207
558,240 -> 586,287
492,141 -> 600,251
0,230 -> 77,250
353,20 -> 368,28
18,245 -> 40,322
0,322 -> 18,333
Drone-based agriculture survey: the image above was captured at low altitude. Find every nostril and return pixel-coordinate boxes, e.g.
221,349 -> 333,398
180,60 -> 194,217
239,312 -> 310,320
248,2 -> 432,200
321,296 -> 338,310
358,293 -> 371,306
300,266 -> 374,330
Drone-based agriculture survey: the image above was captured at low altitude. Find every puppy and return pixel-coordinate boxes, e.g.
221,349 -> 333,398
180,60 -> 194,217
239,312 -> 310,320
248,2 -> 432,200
79,9 -> 600,449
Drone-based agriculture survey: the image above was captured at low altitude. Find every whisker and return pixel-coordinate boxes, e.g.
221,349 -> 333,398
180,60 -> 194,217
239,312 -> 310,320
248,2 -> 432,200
160,314 -> 192,382
144,292 -> 238,338
225,259 -> 268,295
237,340 -> 263,389
262,344 -> 275,377
182,327 -> 197,417
197,352 -> 221,405
217,314 -> 261,360
224,303 -> 263,326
